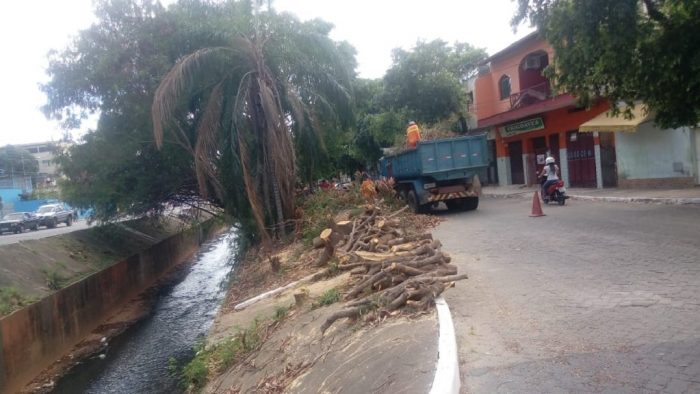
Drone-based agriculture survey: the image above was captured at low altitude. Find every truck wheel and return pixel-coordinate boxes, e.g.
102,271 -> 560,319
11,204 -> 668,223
465,197 -> 479,211
50,218 -> 58,228
445,199 -> 464,211
17,225 -> 24,234
32,224 -> 38,231
407,190 -> 425,214
66,216 -> 73,226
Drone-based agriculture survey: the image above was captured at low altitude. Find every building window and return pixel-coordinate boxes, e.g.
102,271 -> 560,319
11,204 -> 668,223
499,75 -> 511,100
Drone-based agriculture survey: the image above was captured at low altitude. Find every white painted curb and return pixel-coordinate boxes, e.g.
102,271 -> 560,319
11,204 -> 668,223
430,296 -> 460,394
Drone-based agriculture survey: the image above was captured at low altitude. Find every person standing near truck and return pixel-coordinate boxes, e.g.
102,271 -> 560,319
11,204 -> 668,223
406,121 -> 421,148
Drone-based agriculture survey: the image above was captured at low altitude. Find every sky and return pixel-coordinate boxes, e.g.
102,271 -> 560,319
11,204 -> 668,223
0,0 -> 532,147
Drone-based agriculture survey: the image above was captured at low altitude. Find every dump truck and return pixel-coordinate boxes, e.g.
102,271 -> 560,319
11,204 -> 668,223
379,134 -> 489,213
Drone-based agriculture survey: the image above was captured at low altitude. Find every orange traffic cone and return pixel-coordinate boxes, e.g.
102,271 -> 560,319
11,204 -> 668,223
530,191 -> 546,217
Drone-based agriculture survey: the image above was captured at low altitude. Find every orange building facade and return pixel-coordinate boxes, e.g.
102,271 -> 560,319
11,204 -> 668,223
471,33 -> 613,188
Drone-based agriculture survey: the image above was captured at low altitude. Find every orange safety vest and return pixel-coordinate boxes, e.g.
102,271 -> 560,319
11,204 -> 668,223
406,124 -> 421,147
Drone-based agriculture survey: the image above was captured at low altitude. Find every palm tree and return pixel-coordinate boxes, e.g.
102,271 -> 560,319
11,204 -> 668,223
152,4 -> 354,241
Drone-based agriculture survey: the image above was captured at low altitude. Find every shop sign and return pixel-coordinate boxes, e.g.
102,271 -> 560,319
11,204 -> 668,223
500,117 -> 545,138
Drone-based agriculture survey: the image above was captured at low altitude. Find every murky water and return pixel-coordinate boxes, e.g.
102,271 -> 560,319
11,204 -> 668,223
53,231 -> 237,394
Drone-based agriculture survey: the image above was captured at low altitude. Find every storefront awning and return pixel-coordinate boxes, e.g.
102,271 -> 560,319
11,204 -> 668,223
579,105 -> 653,132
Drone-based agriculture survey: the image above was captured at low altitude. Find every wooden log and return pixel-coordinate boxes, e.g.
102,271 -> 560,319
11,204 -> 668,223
333,220 -> 353,236
321,306 -> 365,333
312,236 -> 325,249
349,266 -> 367,275
294,289 -> 309,306
390,262 -> 425,276
346,270 -> 388,299
386,233 -> 432,247
354,250 -> 413,261
320,228 -> 333,242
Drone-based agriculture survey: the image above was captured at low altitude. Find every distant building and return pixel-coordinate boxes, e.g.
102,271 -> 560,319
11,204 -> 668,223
17,142 -> 59,179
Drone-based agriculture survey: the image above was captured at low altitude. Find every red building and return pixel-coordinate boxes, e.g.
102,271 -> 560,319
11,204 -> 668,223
471,32 -> 615,188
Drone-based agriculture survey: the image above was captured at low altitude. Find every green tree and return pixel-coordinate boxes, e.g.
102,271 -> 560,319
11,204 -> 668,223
0,146 -> 39,177
152,3 -> 354,240
383,39 -> 487,124
513,0 -> 700,128
43,0 -> 249,223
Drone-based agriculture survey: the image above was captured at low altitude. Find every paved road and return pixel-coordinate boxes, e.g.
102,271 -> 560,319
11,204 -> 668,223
0,220 -> 90,246
434,197 -> 700,394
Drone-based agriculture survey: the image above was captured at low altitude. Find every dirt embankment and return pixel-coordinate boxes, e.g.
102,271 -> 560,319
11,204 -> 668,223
189,192 -> 456,393
0,217 -> 192,316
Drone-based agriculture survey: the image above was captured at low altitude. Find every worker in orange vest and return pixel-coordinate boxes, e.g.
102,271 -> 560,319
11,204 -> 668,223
406,121 -> 421,148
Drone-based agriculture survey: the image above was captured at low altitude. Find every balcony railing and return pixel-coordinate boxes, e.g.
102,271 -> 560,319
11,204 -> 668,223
509,82 -> 551,109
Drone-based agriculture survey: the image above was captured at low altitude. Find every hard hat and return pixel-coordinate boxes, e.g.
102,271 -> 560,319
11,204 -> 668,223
408,121 -> 416,125
545,156 -> 555,164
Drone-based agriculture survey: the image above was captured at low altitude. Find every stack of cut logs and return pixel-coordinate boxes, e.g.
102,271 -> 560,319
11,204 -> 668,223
312,204 -> 467,333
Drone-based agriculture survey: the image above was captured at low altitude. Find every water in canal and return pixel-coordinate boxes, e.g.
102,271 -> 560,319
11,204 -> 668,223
53,230 -> 237,394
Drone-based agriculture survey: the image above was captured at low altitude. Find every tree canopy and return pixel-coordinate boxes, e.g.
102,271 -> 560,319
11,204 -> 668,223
151,2 -> 355,240
43,0 -> 356,239
44,0 -> 219,223
513,0 -> 700,128
383,39 -> 486,124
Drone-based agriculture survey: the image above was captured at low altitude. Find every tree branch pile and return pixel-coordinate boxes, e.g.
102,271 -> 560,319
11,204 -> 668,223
313,204 -> 467,333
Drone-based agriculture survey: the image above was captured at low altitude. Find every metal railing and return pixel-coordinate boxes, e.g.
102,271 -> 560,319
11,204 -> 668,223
509,82 -> 551,109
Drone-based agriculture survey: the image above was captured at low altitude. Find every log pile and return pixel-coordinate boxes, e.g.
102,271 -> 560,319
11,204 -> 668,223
313,204 -> 467,333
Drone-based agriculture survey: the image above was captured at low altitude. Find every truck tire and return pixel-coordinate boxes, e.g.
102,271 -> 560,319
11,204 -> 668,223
445,199 -> 465,211
465,197 -> 479,211
49,218 -> 58,228
66,215 -> 73,226
407,190 -> 425,214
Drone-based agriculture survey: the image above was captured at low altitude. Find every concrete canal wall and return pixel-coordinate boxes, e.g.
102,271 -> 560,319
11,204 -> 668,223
0,220 -> 222,392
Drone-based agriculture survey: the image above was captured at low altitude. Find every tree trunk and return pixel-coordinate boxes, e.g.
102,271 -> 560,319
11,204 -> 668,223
272,175 -> 285,237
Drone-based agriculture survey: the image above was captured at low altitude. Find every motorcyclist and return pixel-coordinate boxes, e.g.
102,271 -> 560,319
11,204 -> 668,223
538,156 -> 560,198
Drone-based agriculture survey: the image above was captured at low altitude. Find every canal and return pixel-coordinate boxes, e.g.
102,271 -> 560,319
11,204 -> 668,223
53,230 -> 237,393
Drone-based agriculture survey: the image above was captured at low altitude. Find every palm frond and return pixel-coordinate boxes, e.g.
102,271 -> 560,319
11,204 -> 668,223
193,81 -> 226,200
152,46 -> 233,149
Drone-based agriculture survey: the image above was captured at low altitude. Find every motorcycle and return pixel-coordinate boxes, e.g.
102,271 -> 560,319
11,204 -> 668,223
542,180 -> 569,205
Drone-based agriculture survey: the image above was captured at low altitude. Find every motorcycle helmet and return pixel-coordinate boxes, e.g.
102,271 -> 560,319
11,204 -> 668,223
545,156 -> 555,164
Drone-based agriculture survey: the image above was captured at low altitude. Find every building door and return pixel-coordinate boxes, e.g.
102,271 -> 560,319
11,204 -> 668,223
531,137 -> 547,183
600,132 -> 617,187
567,131 -> 597,187
548,133 -> 560,163
487,140 -> 499,185
508,141 -> 525,184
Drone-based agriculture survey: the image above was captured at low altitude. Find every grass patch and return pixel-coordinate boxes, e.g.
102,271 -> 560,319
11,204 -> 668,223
274,305 -> 290,321
177,318 -> 266,392
41,268 -> 66,290
0,287 -> 36,316
313,288 -> 341,308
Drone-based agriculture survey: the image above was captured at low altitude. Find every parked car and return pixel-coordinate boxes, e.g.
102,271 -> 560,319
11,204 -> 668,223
0,212 -> 40,234
35,204 -> 74,228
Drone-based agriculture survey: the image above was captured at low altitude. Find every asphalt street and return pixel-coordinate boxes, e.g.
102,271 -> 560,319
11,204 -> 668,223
0,220 -> 90,246
434,197 -> 700,393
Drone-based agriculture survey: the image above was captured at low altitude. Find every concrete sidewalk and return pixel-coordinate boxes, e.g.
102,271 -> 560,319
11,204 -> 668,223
483,185 -> 700,205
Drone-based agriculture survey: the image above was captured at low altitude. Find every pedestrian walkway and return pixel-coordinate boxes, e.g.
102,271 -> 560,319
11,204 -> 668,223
482,185 -> 700,205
